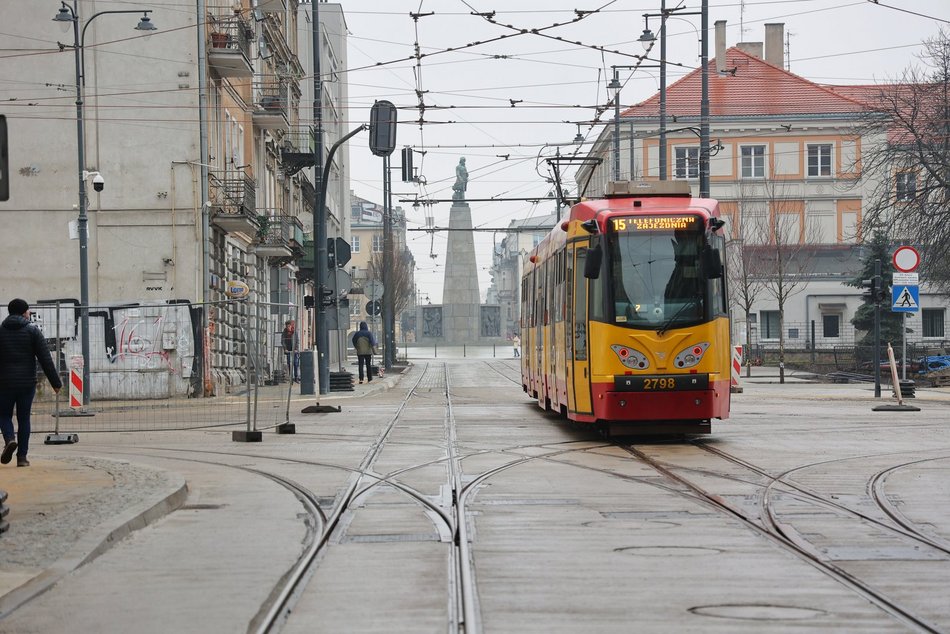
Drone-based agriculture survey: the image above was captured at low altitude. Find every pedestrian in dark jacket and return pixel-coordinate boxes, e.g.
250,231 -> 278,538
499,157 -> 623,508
351,321 -> 377,384
0,299 -> 63,467
281,320 -> 299,383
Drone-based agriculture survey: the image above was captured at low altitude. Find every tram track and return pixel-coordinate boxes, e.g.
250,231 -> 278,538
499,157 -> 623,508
10,358 -> 949,631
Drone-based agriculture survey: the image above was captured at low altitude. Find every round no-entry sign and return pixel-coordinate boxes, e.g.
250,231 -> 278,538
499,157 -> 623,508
892,245 -> 920,272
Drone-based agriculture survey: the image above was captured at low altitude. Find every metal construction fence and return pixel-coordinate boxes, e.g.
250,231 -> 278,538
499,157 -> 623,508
22,299 -> 307,435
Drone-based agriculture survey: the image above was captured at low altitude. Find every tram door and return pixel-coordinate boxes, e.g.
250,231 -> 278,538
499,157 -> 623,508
567,243 -> 593,415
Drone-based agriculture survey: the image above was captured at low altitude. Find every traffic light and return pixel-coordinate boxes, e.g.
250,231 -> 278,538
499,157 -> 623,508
401,146 -> 413,182
862,276 -> 884,304
320,286 -> 334,308
327,238 -> 336,269
304,295 -> 314,309
369,100 -> 397,157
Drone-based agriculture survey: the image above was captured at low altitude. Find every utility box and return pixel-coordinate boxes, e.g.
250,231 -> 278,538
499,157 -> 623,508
299,350 -> 315,395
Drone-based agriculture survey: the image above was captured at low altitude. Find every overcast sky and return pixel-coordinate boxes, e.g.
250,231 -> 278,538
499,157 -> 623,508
332,1 -> 949,304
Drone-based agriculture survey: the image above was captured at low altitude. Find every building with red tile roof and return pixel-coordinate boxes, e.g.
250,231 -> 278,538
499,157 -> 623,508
576,22 -> 948,359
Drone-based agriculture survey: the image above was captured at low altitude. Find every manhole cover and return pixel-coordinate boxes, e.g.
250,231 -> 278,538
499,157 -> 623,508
613,546 -> 721,557
690,604 -> 826,621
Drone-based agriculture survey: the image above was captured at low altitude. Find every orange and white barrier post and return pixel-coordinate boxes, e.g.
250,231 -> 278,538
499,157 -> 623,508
69,355 -> 84,409
731,345 -> 743,393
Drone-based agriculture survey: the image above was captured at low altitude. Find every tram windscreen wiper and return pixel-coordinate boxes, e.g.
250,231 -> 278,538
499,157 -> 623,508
656,298 -> 698,336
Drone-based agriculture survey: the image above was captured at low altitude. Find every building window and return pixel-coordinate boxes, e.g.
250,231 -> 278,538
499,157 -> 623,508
372,234 -> 383,253
741,145 -> 765,178
923,308 -> 945,338
351,235 -> 361,253
674,147 -> 699,179
807,144 -> 832,177
761,310 -> 780,339
822,314 -> 840,338
896,172 -> 916,201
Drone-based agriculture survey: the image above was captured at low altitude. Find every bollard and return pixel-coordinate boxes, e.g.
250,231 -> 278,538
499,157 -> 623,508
0,489 -> 9,535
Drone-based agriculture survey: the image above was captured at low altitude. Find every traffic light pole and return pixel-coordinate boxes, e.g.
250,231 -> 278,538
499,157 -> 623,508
382,155 -> 394,370
873,258 -> 882,398
315,124 -> 367,395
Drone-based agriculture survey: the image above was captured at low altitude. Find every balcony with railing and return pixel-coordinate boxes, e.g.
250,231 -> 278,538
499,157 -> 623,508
209,170 -> 258,235
281,127 -> 315,177
257,0 -> 287,14
256,211 -> 305,259
252,80 -> 290,133
207,16 -> 253,78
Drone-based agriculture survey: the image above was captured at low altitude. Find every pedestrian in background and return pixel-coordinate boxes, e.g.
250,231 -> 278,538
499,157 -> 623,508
281,320 -> 300,383
512,334 -> 521,358
352,321 -> 377,384
0,299 -> 62,467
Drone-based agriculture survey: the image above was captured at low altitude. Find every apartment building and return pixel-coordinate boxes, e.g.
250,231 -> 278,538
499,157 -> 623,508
0,1 -> 351,395
578,22 -> 948,353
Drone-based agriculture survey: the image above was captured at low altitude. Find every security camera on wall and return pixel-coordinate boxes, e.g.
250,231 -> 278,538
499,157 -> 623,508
92,173 -> 105,192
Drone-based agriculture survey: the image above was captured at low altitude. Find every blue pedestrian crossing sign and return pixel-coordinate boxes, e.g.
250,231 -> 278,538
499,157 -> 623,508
892,285 -> 919,313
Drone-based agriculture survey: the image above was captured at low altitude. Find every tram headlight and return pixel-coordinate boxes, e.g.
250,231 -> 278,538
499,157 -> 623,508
674,342 -> 710,368
610,344 -> 649,369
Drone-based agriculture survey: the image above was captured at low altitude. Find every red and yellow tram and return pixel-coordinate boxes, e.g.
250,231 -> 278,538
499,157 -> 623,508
520,181 -> 730,435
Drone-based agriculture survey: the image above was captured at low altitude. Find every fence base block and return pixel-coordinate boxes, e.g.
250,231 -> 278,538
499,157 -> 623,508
44,433 -> 79,445
301,404 -> 342,414
232,430 -> 263,442
872,404 -> 921,412
276,423 -> 296,434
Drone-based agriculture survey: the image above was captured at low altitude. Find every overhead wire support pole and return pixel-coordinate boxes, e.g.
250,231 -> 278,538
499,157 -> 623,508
699,0 -> 710,198
312,0 -> 328,395
659,0 -> 668,181
55,1 -> 155,406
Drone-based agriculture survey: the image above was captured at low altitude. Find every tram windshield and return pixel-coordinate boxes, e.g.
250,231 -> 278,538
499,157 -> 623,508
606,214 -> 708,330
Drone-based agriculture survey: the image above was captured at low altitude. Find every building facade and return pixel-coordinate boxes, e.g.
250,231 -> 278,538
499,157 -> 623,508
488,213 -> 559,339
578,22 -> 949,356
0,1 -> 352,395
348,193 -> 415,345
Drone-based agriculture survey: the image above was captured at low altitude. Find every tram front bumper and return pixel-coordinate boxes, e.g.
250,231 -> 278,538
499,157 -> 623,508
593,374 -> 728,421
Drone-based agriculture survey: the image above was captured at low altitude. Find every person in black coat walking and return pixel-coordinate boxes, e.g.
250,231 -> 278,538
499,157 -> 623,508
0,299 -> 63,467
351,321 -> 377,384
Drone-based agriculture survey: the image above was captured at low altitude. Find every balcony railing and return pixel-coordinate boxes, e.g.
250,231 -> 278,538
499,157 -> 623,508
281,127 -> 315,177
256,212 -> 304,259
207,16 -> 253,78
209,170 -> 258,235
252,80 -> 290,132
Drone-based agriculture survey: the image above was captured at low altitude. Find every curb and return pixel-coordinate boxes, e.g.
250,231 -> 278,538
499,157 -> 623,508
0,464 -> 188,618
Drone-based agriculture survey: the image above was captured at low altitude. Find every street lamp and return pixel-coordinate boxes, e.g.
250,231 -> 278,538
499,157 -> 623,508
53,1 -> 155,406
637,0 -> 709,197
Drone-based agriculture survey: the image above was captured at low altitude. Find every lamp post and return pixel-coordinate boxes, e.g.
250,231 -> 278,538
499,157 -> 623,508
637,0 -> 709,196
53,1 -> 155,405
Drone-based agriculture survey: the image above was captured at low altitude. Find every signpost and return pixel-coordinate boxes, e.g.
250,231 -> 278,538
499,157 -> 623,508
891,246 -> 921,382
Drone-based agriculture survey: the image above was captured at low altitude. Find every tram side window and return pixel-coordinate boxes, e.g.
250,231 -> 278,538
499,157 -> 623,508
589,243 -> 606,322
574,247 -> 588,361
707,233 -> 728,316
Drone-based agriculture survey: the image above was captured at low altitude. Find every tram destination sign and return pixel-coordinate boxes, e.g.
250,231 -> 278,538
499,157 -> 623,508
610,215 -> 700,232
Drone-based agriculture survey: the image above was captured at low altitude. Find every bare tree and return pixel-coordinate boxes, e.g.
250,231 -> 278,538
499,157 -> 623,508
856,28 -> 950,290
369,248 -> 415,320
744,178 -> 822,383
726,224 -> 768,378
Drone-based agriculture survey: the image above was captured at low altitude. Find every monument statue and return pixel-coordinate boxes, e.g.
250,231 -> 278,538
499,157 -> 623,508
451,157 -> 468,202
